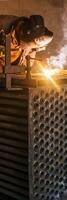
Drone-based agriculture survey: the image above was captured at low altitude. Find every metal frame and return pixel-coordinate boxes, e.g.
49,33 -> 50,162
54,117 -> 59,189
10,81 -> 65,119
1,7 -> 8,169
0,34 -> 36,89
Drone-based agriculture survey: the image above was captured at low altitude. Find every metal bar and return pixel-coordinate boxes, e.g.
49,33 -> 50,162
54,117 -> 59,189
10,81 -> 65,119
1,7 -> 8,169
5,34 -> 11,89
26,56 -> 31,80
5,34 -> 11,69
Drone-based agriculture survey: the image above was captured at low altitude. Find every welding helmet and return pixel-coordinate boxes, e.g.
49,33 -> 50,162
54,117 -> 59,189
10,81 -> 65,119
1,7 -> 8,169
15,15 -> 53,43
29,15 -> 53,40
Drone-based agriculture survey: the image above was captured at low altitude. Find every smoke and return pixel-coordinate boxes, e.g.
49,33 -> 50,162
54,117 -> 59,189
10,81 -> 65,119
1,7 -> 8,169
49,45 -> 67,69
48,6 -> 67,69
62,6 -> 67,41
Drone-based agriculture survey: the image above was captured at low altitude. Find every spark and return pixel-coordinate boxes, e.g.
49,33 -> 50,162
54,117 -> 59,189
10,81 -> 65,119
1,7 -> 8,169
36,61 -> 60,90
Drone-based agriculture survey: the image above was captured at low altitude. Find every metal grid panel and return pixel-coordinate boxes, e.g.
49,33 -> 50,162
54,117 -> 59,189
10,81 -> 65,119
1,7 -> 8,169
0,89 -> 29,200
29,87 -> 67,200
